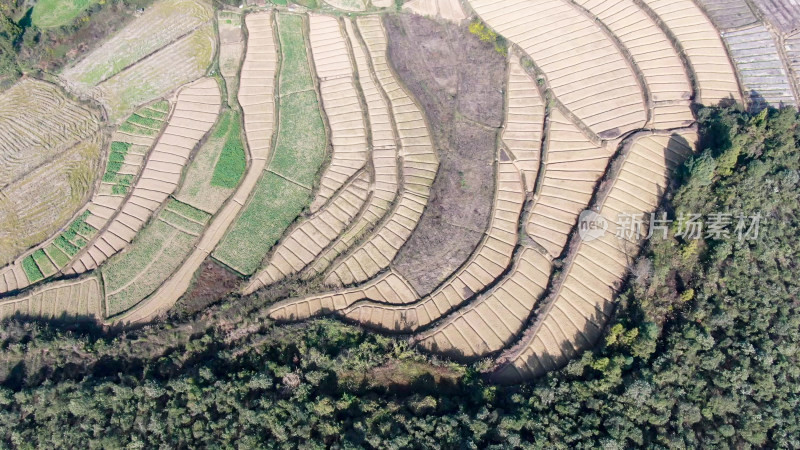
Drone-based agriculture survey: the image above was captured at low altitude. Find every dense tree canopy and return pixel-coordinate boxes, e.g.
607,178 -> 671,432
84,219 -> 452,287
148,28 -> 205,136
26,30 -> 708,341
0,105 -> 798,447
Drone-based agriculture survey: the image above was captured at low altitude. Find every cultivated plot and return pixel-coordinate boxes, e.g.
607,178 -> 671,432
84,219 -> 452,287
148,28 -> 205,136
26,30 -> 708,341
751,0 -> 800,35
307,14 -> 369,212
213,13 -> 326,276
96,23 -> 217,121
321,15 -> 438,287
102,199 -> 211,317
494,131 -> 697,382
0,276 -> 102,321
61,0 -> 213,87
640,0 -> 742,105
339,154 -> 526,333
503,53 -> 544,193
723,25 -> 797,109
469,0 -> 647,139
72,78 -> 221,274
696,0 -> 758,30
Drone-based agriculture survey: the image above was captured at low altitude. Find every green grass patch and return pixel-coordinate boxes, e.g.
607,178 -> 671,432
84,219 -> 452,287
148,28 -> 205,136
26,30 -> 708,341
102,219 -> 197,316
138,108 -> 168,121
213,173 -> 311,275
269,90 -> 326,187
45,244 -> 71,268
119,121 -> 158,136
22,255 -> 44,283
277,14 -> 314,95
127,114 -> 160,129
31,249 -> 57,277
54,236 -> 80,257
212,13 -> 326,275
210,112 -> 246,188
32,0 -> 100,28
165,199 -> 211,224
151,100 -> 170,112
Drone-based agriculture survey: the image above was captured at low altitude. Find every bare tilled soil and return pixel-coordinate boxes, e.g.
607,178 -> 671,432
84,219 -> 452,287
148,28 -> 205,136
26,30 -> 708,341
175,259 -> 241,315
384,14 -> 507,295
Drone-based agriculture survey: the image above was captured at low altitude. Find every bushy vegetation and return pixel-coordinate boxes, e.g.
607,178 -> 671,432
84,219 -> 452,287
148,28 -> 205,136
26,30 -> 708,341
0,105 -> 797,447
0,0 -> 156,82
468,20 -> 507,55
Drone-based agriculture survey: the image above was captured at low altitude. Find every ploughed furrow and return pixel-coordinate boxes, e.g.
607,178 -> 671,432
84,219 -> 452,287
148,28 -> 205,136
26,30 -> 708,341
61,0 -> 212,86
574,0 -> 694,129
695,0 -> 758,30
244,171 -> 370,293
113,13 -> 279,324
494,131 -> 697,383
302,19 -> 400,280
527,109 -> 611,259
96,23 -> 216,121
468,0 -> 647,139
412,247 -> 551,359
239,12 -> 277,163
787,34 -> 800,97
323,0 -> 366,11
266,270 -> 418,322
723,25 -> 797,109
0,276 -> 102,321
640,0 -> 742,105
403,0 -> 467,22
751,0 -> 800,35
322,16 -> 438,287
308,15 -> 369,211
71,78 -> 221,275
0,79 -> 101,186
503,52 -> 544,193
338,154 -> 525,333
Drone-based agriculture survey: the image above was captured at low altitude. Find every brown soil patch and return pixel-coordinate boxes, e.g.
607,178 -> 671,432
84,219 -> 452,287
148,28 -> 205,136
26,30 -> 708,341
175,258 -> 241,315
384,14 -> 507,295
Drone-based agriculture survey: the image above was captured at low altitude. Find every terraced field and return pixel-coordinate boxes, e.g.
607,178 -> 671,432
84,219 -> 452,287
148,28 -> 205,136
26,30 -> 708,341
723,25 -> 796,109
72,78 -> 221,274
3,1 -> 800,383
0,79 -> 102,270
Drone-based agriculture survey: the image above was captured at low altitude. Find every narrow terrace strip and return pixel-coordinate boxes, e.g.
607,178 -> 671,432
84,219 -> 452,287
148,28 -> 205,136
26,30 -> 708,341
573,0 -> 695,129
468,0 -> 647,139
337,153 -> 525,333
638,0 -> 743,105
71,78 -> 221,276
307,14 -> 369,212
321,15 -> 438,287
493,130 -> 697,383
114,12 -> 278,324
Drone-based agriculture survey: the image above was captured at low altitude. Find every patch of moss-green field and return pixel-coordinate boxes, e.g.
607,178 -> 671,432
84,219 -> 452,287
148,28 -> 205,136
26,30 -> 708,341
212,12 -> 326,276
176,109 -> 246,213
102,200 -> 210,316
32,0 -> 100,29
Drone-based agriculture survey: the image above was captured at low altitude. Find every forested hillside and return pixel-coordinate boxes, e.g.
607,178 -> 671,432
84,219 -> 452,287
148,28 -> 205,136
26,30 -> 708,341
0,105 -> 798,447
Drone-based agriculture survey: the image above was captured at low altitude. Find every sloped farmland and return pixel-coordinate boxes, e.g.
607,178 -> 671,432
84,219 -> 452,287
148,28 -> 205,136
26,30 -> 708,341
0,79 -> 102,270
